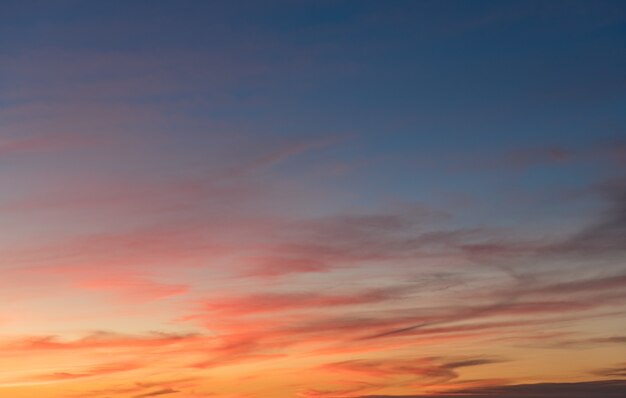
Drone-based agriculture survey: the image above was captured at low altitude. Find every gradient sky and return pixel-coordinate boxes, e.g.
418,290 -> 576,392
1,1 -> 626,397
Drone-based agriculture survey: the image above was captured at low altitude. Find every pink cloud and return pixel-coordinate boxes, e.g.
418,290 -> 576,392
17,361 -> 142,382
0,133 -> 92,156
197,289 -> 398,316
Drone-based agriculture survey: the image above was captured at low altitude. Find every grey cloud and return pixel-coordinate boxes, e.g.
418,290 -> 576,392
362,380 -> 626,398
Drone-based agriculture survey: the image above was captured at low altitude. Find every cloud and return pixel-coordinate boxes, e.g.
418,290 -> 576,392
520,334 -> 626,350
2,331 -> 200,352
0,133 -> 91,156
196,287 -> 405,316
179,261 -> 626,370
359,380 -> 626,398
69,377 -> 200,398
16,361 -> 142,383
593,363 -> 626,378
133,389 -> 179,398
358,273 -> 626,341
239,209 -> 460,278
319,356 -> 502,381
300,356 -> 504,397
76,274 -> 188,301
409,136 -> 626,174
553,176 -> 626,255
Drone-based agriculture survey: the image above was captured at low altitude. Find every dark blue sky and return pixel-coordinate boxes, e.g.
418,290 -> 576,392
3,0 -> 624,145
2,0 -> 625,226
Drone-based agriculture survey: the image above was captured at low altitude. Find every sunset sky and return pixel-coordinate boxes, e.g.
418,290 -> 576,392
1,1 -> 626,397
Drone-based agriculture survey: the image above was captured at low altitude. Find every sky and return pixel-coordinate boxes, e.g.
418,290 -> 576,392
0,0 -> 625,397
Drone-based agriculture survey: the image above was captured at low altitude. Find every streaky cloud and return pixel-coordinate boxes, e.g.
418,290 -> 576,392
361,380 -> 626,398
